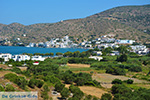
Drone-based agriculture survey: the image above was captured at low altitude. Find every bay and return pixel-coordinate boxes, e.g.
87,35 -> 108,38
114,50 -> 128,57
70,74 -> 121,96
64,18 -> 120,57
0,46 -> 88,55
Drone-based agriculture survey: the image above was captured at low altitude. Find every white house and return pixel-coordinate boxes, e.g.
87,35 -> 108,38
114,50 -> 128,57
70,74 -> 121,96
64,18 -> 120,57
130,45 -> 149,54
31,55 -> 45,61
93,51 -> 102,56
28,43 -> 36,47
0,53 -> 12,62
89,56 -> 103,61
115,40 -> 135,44
12,55 -> 30,61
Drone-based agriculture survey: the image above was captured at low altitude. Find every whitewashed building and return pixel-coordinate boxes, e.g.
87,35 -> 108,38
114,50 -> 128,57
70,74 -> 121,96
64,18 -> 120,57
115,40 -> 135,44
12,55 -> 30,61
31,55 -> 45,61
93,51 -> 102,56
130,45 -> 149,54
89,56 -> 103,61
0,53 -> 12,62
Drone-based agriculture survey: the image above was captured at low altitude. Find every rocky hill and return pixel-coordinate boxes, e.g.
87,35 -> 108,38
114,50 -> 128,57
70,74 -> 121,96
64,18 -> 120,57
0,4 -> 150,44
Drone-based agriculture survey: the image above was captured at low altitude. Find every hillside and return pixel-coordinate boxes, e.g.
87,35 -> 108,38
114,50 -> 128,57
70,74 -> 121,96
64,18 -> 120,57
0,5 -> 150,44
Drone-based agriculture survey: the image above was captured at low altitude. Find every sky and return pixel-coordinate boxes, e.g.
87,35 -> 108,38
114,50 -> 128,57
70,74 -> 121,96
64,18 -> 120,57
0,0 -> 150,25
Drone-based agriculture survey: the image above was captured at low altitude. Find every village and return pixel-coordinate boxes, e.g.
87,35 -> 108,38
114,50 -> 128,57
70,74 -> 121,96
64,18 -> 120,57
0,42 -> 149,64
26,35 -> 136,49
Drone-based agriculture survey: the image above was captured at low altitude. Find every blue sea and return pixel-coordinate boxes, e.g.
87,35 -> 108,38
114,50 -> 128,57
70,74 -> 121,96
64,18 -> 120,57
0,46 -> 88,55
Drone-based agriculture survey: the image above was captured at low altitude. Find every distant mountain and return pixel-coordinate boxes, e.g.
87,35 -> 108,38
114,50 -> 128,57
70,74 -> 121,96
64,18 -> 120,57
0,5 -> 150,44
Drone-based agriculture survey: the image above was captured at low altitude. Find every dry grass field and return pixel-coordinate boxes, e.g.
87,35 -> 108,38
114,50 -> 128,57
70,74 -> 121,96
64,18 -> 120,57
0,71 -> 15,77
67,63 -> 90,68
92,73 -> 150,88
92,73 -> 150,83
18,67 -> 28,71
79,86 -> 107,98
0,64 -> 12,69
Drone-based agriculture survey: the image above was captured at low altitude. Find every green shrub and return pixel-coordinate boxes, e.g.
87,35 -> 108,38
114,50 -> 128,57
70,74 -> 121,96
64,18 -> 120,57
106,67 -> 126,75
43,85 -> 49,92
126,79 -> 134,84
60,87 -> 70,98
112,79 -> 122,84
55,82 -> 65,92
101,93 -> 112,100
35,80 -> 44,88
41,91 -> 49,100
28,78 -> 36,88
5,84 -> 15,91
0,85 -> 4,91
128,65 -> 142,72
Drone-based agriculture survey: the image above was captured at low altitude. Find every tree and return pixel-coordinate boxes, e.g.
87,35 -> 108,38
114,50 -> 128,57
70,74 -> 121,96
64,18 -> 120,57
49,52 -> 54,57
64,51 -> 73,57
44,53 -> 50,56
55,82 -> 65,92
93,97 -> 98,100
112,79 -> 122,84
60,87 -> 70,98
0,58 -> 4,62
0,85 -> 4,91
41,91 -> 49,100
116,54 -> 128,62
106,67 -> 126,75
126,79 -> 134,84
76,77 -> 86,86
15,76 -> 28,90
73,51 -> 80,57
117,46 -> 128,54
69,85 -> 84,99
84,95 -> 92,100
112,84 -> 132,95
35,80 -> 44,88
101,93 -> 112,100
56,52 -> 63,56
28,78 -> 36,88
44,75 -> 60,84
128,65 -> 142,72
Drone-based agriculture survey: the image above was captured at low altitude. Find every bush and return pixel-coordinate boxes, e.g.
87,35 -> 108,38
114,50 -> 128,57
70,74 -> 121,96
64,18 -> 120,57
55,82 -> 65,92
101,93 -> 112,100
0,85 -> 4,91
69,85 -> 84,100
106,67 -> 126,75
126,79 -> 134,84
41,91 -> 49,100
5,84 -> 15,91
112,79 -> 122,84
35,80 -> 44,88
60,87 -> 70,98
112,84 -> 132,95
4,73 -> 28,90
28,78 -> 36,88
128,65 -> 142,72
4,73 -> 18,82
68,57 -> 97,64
15,76 -> 28,90
43,85 -> 49,92
116,54 -> 128,62
84,95 -> 92,100
43,75 -> 60,84
10,67 -> 22,74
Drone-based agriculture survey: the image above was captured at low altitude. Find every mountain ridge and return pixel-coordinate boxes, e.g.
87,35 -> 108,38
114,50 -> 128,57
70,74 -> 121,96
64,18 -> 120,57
0,4 -> 150,44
